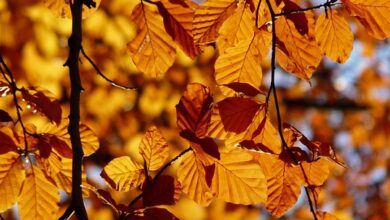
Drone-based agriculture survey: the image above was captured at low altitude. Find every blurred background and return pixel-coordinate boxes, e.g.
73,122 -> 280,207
0,0 -> 389,219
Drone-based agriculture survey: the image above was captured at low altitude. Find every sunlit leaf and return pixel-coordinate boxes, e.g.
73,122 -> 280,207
210,149 -> 267,205
101,156 -> 145,192
52,158 -> 88,196
301,159 -> 330,186
315,10 -> 353,63
316,211 -> 340,220
158,0 -> 201,58
128,3 -> 176,78
177,152 -> 213,206
139,126 -> 169,171
342,0 -> 390,39
0,151 -> 24,212
193,0 -> 237,45
276,11 -> 322,80
18,166 -> 59,220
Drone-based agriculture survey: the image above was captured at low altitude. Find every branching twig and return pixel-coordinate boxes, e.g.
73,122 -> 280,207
275,1 -> 340,17
128,147 -> 192,208
59,0 -> 88,219
80,47 -> 136,91
0,55 -> 29,154
262,0 -> 319,219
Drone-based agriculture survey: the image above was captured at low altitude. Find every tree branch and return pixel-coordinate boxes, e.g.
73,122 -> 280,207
59,0 -> 89,219
0,55 -> 29,154
127,147 -> 192,208
80,47 -> 136,91
275,0 -> 340,17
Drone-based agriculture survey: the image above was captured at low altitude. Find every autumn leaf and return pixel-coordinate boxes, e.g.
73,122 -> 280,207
193,0 -> 237,45
128,2 -> 176,78
276,10 -> 322,80
21,88 -> 62,125
316,211 -> 340,220
39,119 -> 99,157
139,126 -> 169,171
315,10 -> 353,63
158,0 -> 201,58
42,0 -> 101,18
301,159 -> 330,186
210,149 -> 267,205
176,83 -> 219,163
0,151 -> 24,212
101,156 -> 145,192
0,109 -> 12,122
18,166 -> 59,220
177,152 -> 213,206
130,208 -> 179,220
0,126 -> 19,154
342,0 -> 390,39
142,175 -> 178,206
223,82 -> 264,97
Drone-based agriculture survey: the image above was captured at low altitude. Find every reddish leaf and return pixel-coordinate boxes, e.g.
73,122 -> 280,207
179,130 -> 220,160
0,127 -> 18,154
0,110 -> 12,122
283,0 -> 308,35
204,164 -> 215,188
21,88 -> 61,125
239,140 -> 274,153
223,82 -> 264,97
37,137 -> 52,159
143,175 -> 176,206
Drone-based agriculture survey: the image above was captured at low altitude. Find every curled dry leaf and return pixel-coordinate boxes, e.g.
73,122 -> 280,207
101,156 -> 145,192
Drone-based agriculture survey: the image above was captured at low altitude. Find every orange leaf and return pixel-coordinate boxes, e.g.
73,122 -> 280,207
128,3 -> 176,78
276,10 -> 322,80
342,0 -> 390,39
210,149 -> 267,205
177,152 -> 213,206
18,166 -> 59,220
158,0 -> 201,58
193,0 -> 237,45
0,151 -> 24,212
316,211 -> 340,220
315,10 -> 353,63
259,153 -> 303,218
139,126 -> 169,171
301,159 -> 330,186
101,156 -> 145,192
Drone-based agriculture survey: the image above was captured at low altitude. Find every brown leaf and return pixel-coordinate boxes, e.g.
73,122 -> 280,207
0,127 -> 19,154
143,175 -> 176,206
0,109 -> 12,122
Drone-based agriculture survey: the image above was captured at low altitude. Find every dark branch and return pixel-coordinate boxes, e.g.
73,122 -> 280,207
0,55 -> 29,154
59,0 -> 88,219
128,147 -> 192,208
80,47 -> 136,91
275,1 -> 340,17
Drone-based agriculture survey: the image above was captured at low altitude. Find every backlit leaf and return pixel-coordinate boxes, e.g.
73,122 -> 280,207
0,151 -> 24,212
276,11 -> 322,80
139,126 -> 169,171
18,166 -> 59,220
177,152 -> 213,206
128,3 -> 176,78
101,156 -> 145,192
210,149 -> 267,204
143,175 -> 177,206
21,88 -> 61,125
158,0 -> 201,58
301,159 -> 330,186
342,0 -> 390,39
315,10 -> 353,63
193,0 -> 237,45
0,127 -> 19,154
316,211 -> 340,220
52,158 -> 88,196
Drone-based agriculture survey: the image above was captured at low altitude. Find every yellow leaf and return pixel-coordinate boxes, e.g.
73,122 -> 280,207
42,0 -> 101,19
18,166 -> 59,220
217,2 -> 255,52
315,10 -> 353,63
177,152 -> 213,206
139,126 -> 169,171
301,158 -> 330,186
214,37 -> 263,96
316,211 -> 340,220
0,151 -> 24,212
259,153 -> 303,218
193,0 -> 237,45
101,156 -> 145,192
159,0 -> 201,58
276,11 -> 322,80
210,149 -> 267,204
127,3 -> 176,78
342,0 -> 390,39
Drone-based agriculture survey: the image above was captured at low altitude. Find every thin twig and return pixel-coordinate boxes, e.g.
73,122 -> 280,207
262,0 -> 318,219
275,1 -> 340,17
128,147 -> 192,208
80,47 -> 136,91
0,55 -> 29,154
